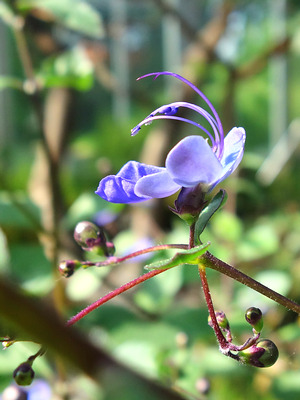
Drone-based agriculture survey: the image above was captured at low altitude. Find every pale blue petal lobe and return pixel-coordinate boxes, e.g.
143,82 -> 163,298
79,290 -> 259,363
166,136 -> 223,187
209,127 -> 245,190
135,170 -> 181,198
218,127 -> 245,179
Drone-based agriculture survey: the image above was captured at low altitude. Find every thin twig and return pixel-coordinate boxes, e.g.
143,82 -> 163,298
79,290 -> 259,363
202,252 -> 300,315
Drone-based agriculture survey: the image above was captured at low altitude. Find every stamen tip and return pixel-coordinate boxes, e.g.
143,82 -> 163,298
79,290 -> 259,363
131,126 -> 141,136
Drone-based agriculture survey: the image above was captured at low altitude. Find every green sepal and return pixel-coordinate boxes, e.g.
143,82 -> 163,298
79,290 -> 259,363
194,189 -> 227,244
144,242 -> 210,270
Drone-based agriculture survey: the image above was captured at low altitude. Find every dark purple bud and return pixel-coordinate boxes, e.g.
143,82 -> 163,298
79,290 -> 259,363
245,307 -> 263,333
238,339 -> 279,368
13,362 -> 35,386
58,260 -> 81,278
171,186 -> 206,225
74,221 -> 115,256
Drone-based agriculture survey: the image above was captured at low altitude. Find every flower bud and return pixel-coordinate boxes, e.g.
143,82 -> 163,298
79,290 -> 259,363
216,311 -> 230,330
74,221 -> 99,248
238,339 -> 279,368
208,311 -> 229,330
74,221 -> 115,256
171,186 -> 206,225
13,362 -> 35,386
58,260 -> 81,278
245,307 -> 263,333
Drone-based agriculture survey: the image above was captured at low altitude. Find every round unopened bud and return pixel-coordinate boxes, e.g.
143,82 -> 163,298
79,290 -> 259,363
245,307 -> 263,333
238,339 -> 279,368
74,221 -> 100,248
13,362 -> 35,386
74,221 -> 115,256
58,260 -> 81,278
256,339 -> 279,367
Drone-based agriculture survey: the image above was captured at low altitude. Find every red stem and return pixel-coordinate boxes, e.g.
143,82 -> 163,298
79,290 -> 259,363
189,222 -> 229,350
67,268 -> 169,326
198,265 -> 228,350
83,244 -> 188,268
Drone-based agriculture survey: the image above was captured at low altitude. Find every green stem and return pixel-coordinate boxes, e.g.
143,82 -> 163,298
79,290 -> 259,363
202,252 -> 300,315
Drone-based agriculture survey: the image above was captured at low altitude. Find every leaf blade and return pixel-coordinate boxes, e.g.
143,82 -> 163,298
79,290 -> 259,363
144,243 -> 210,270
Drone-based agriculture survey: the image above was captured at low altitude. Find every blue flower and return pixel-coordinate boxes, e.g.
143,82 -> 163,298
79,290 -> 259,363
96,72 -> 245,204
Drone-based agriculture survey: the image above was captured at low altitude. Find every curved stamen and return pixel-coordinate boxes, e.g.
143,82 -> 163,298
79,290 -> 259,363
131,114 -> 217,149
137,71 -> 224,157
131,101 -> 223,155
138,71 -> 224,141
159,101 -> 222,152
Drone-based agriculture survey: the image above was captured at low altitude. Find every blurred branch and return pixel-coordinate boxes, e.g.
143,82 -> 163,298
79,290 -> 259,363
0,277 -> 186,400
11,13 -> 66,266
151,0 -> 197,39
235,37 -> 291,79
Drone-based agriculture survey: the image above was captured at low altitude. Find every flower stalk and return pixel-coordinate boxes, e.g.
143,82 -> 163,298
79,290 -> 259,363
67,267 -> 171,326
201,252 -> 300,314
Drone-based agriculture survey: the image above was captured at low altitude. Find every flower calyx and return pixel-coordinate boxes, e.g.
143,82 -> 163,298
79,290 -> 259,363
170,185 -> 206,225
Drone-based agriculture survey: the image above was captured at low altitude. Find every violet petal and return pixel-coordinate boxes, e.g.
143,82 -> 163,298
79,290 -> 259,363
166,136 -> 223,187
96,161 -> 164,203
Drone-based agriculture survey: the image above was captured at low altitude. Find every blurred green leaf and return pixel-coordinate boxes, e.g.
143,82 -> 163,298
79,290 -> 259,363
210,211 -> 243,244
134,267 -> 183,313
236,270 -> 291,310
0,1 -> 15,26
194,189 -> 227,244
9,243 -> 51,284
38,46 -> 94,90
237,223 -> 279,262
17,0 -> 104,38
0,76 -> 23,91
273,371 -> 300,400
66,268 -> 103,302
65,191 -> 122,228
0,192 -> 41,229
144,243 -> 210,271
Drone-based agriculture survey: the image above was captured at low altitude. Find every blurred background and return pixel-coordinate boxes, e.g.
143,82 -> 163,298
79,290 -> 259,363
0,0 -> 300,399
